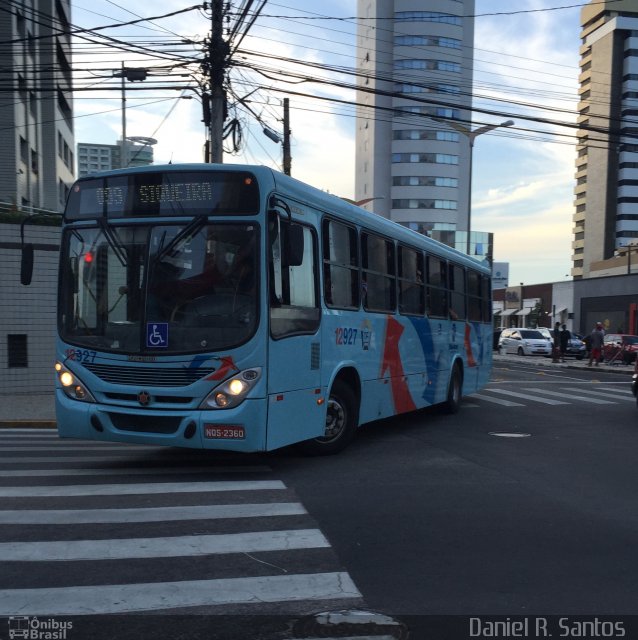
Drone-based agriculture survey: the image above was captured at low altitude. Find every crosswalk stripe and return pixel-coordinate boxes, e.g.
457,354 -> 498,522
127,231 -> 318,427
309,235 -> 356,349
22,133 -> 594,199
469,393 -> 524,407
0,431 -> 365,618
0,571 -> 361,615
595,387 -> 633,395
0,529 -> 330,562
0,480 -> 285,498
559,387 -> 635,402
0,445 -> 152,452
522,388 -> 615,404
0,455 -> 267,465
0,502 -> 307,524
486,389 -> 569,405
0,466 -> 271,477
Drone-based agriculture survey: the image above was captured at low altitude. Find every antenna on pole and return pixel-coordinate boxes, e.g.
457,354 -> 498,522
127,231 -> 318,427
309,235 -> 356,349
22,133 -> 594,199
283,98 -> 291,176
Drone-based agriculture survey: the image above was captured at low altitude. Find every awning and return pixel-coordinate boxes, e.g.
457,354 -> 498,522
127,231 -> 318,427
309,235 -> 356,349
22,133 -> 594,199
515,308 -> 533,316
500,309 -> 518,316
493,310 -> 502,315
554,307 -> 567,314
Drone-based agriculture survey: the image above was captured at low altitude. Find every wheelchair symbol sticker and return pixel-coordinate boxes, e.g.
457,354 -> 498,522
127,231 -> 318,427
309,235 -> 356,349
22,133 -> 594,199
146,323 -> 168,348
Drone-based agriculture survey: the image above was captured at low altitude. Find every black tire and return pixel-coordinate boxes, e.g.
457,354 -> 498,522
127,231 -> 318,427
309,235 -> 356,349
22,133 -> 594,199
517,346 -> 525,356
297,379 -> 358,455
443,365 -> 463,414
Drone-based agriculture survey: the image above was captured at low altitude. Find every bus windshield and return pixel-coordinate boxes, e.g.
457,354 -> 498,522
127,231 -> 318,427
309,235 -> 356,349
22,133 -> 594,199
58,222 -> 258,354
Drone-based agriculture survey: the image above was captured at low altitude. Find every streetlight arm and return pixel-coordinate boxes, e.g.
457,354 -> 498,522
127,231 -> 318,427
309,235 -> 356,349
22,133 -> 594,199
468,119 -> 515,145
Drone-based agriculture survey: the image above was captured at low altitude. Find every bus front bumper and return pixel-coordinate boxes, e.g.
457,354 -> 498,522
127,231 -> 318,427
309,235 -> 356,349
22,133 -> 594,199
55,390 -> 268,452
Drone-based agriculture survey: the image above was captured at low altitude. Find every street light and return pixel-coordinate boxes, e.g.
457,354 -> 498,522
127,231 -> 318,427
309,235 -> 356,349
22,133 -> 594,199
113,63 -> 148,168
615,243 -> 638,275
450,119 -> 515,255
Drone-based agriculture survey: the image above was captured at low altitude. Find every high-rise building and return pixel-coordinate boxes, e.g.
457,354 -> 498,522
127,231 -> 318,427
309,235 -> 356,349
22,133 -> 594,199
355,0 -> 475,248
571,0 -> 638,279
0,0 -> 75,213
77,139 -> 155,177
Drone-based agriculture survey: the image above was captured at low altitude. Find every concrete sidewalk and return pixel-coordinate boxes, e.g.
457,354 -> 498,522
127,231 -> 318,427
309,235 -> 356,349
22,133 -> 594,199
0,392 -> 56,429
0,355 -> 633,429
493,352 -> 636,375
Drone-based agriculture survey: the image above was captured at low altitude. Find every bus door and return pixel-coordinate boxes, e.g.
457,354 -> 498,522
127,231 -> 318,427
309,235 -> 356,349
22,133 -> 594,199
266,214 -> 324,450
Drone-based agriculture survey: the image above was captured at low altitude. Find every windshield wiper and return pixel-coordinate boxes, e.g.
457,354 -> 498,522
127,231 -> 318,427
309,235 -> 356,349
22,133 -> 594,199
97,218 -> 127,267
153,215 -> 208,264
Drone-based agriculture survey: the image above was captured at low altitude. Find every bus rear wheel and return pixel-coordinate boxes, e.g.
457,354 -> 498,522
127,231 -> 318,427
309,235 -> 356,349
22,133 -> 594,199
297,380 -> 358,455
443,365 -> 463,414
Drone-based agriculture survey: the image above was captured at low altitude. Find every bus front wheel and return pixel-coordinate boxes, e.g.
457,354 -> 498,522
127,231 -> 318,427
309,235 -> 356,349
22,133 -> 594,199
297,380 -> 358,456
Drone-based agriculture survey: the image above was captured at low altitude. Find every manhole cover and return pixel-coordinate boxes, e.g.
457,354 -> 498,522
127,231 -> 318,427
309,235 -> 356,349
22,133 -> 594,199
489,432 -> 531,438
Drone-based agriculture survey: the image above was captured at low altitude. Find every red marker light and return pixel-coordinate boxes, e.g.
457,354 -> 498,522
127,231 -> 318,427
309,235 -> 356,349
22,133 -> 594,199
84,252 -> 94,263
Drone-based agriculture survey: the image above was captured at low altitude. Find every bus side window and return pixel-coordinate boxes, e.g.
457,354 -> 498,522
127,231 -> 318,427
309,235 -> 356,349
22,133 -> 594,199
426,255 -> 447,318
269,215 -> 320,339
361,232 -> 395,313
398,245 -> 424,316
449,264 -> 466,321
468,269 -> 491,322
322,219 -> 359,309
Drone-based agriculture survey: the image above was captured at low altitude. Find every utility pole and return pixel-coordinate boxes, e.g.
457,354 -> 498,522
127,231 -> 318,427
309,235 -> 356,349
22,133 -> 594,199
207,0 -> 228,163
282,97 -> 291,176
121,62 -> 127,168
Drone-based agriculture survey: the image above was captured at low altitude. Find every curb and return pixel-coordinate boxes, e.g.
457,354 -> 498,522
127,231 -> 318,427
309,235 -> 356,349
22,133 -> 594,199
493,353 -> 635,375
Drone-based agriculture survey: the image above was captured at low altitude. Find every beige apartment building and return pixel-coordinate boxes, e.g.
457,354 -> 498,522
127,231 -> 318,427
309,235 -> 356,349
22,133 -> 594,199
572,0 -> 638,279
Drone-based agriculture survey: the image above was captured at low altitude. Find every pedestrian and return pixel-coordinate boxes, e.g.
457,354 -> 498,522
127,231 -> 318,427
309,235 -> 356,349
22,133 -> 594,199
552,321 -> 561,362
587,322 -> 605,366
559,323 -> 570,362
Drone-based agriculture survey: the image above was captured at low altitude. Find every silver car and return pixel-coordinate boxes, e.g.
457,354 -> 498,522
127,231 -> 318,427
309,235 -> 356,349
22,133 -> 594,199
498,328 -> 553,356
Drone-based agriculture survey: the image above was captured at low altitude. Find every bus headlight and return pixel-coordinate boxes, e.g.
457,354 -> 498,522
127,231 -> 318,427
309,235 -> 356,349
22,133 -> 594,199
55,362 -> 96,403
200,368 -> 262,410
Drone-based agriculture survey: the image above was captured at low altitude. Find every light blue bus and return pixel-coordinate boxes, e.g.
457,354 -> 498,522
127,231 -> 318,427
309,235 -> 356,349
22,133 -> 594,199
44,164 -> 491,454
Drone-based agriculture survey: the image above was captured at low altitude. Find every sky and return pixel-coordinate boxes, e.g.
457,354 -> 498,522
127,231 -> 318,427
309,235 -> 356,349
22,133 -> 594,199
71,0 -> 585,286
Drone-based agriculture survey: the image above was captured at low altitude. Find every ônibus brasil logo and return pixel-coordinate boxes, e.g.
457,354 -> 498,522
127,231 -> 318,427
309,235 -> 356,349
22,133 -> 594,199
7,616 -> 73,639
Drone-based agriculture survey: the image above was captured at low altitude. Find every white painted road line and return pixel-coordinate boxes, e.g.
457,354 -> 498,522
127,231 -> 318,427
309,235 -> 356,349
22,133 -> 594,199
469,393 -> 524,407
0,528 -> 330,561
0,502 -> 307,524
486,389 -> 569,405
0,455 -> 269,465
0,466 -> 271,477
0,571 -> 361,615
559,387 -> 636,402
0,480 -> 285,498
522,388 -> 615,404
0,446 -> 153,452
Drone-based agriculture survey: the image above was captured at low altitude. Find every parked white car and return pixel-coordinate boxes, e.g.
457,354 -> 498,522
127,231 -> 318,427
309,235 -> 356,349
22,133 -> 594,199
498,328 -> 553,356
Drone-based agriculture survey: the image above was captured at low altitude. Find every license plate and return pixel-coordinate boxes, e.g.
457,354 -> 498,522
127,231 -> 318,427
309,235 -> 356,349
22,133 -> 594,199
204,425 -> 245,440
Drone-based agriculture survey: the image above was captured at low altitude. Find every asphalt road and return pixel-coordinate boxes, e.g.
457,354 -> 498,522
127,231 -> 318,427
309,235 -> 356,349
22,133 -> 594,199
1,358 -> 636,639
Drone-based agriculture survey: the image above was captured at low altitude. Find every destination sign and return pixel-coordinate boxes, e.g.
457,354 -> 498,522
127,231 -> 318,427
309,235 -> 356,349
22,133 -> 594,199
65,171 -> 260,219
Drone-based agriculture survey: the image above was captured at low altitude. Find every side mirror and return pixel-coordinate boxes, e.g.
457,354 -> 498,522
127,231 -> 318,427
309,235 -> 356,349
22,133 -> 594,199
20,243 -> 34,286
